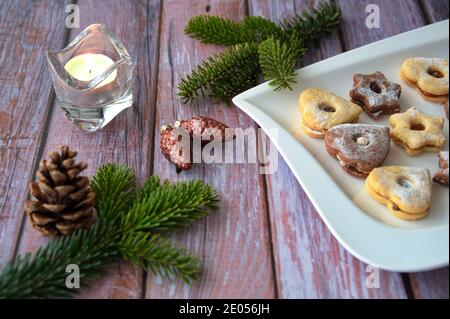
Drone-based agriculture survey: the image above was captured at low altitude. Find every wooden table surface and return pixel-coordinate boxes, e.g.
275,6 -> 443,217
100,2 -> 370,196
0,0 -> 448,299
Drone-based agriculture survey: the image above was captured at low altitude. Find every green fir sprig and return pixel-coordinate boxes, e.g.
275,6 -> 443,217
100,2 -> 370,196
178,42 -> 260,103
0,164 -> 219,298
259,35 -> 306,91
185,15 -> 282,45
178,2 -> 341,103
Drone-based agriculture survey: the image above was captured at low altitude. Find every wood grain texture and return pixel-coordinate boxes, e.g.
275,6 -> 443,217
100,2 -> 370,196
145,0 -> 276,299
0,0 -> 70,266
420,0 -> 449,23
0,0 -> 448,299
248,0 -> 408,299
15,0 -> 162,299
337,0 -> 426,50
409,268 -> 449,299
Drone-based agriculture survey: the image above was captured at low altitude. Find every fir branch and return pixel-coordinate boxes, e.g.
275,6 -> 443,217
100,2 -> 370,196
122,177 -> 219,232
177,43 -> 260,103
0,164 -> 220,298
0,220 -> 120,299
180,2 -> 341,103
91,164 -> 136,221
242,16 -> 282,43
185,15 -> 245,45
185,15 -> 281,45
281,2 -> 341,45
258,35 -> 305,91
120,232 -> 200,283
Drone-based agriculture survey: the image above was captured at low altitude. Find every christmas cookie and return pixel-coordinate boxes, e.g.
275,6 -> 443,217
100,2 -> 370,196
389,107 -> 445,156
325,124 -> 391,178
433,151 -> 449,186
299,88 -> 363,138
365,166 -> 432,220
400,58 -> 449,104
349,71 -> 401,119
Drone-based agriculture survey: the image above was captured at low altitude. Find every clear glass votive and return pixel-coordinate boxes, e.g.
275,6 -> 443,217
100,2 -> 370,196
47,24 -> 134,132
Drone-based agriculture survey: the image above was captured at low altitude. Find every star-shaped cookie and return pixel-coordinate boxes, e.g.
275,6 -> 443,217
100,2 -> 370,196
389,107 -> 445,156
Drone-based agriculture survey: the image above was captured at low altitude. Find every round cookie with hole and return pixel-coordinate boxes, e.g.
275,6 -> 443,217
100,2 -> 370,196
400,58 -> 449,104
299,88 -> 363,139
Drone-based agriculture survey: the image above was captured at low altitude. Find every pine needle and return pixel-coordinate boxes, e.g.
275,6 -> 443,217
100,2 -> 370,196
185,15 -> 282,45
281,2 -> 341,45
123,177 -> 219,232
258,36 -> 305,91
179,2 -> 341,103
0,220 -> 120,298
177,43 -> 260,103
0,164 -> 220,298
120,232 -> 200,283
91,163 -> 136,221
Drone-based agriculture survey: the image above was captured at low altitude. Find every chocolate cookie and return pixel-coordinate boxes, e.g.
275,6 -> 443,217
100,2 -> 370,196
350,72 -> 401,119
325,124 -> 391,178
433,151 -> 449,186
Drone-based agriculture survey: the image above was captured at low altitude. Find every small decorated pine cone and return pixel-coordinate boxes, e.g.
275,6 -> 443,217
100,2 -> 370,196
24,146 -> 96,236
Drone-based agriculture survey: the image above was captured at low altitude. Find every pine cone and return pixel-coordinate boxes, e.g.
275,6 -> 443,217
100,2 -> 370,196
24,146 -> 96,236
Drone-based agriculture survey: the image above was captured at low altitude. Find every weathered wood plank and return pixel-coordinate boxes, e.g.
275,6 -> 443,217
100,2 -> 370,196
145,0 -> 276,298
420,0 -> 449,23
248,0 -> 418,298
409,268 -> 449,299
337,0 -> 426,50
15,0 -> 162,299
405,0 -> 449,299
0,0 -> 70,266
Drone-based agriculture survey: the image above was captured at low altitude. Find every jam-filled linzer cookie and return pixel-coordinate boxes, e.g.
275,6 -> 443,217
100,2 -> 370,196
433,151 -> 449,186
325,124 -> 391,178
389,107 -> 445,156
365,166 -> 432,220
349,72 -> 401,119
400,58 -> 449,104
300,88 -> 362,139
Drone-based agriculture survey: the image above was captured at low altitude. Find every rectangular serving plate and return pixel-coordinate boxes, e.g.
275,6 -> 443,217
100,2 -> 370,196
233,20 -> 449,272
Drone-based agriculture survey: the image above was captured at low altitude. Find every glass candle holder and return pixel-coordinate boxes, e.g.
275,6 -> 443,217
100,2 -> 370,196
47,24 -> 134,132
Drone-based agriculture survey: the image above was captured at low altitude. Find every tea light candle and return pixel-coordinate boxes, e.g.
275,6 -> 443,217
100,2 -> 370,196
64,53 -> 117,87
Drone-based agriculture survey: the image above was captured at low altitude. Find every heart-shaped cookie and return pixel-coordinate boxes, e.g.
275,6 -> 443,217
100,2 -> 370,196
365,166 -> 432,220
300,88 -> 363,138
325,124 -> 391,178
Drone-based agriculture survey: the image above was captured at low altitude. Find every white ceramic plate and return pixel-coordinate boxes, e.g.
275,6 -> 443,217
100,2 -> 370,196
233,20 -> 449,272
